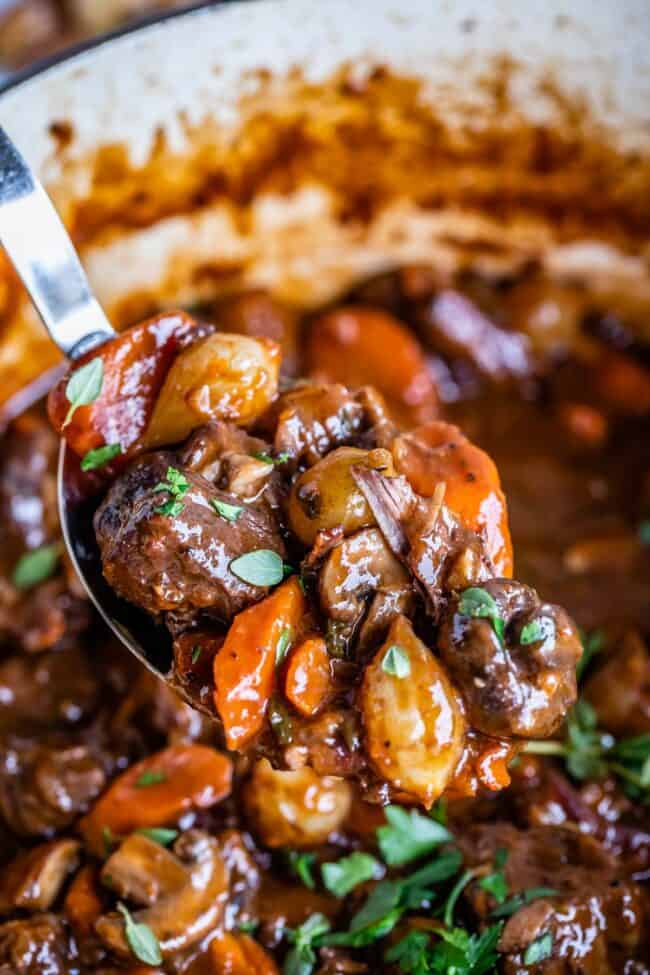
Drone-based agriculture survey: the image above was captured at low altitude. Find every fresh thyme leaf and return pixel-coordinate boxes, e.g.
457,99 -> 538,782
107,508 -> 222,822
520,616 -> 555,647
321,852 -> 381,898
523,932 -> 553,964
137,827 -> 178,847
117,902 -> 162,965
287,851 -> 316,889
81,442 -> 122,471
381,644 -> 411,678
211,497 -> 243,522
490,886 -> 558,919
63,357 -> 104,427
12,543 -> 61,589
276,627 -> 292,665
154,498 -> 185,517
191,645 -> 202,664
230,549 -> 285,586
284,913 -> 330,975
377,805 -> 452,866
153,466 -> 189,517
135,770 -> 167,788
458,587 -> 505,646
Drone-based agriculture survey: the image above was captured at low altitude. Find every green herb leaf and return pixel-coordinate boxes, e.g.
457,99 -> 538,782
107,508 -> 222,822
12,543 -> 61,589
284,913 -> 331,975
152,466 -> 189,517
252,450 -> 290,466
377,805 -> 452,866
458,587 -> 505,646
490,886 -> 558,919
287,851 -> 316,889
433,923 -> 503,975
102,826 -> 115,857
520,616 -> 555,647
443,868 -> 475,928
80,442 -> 122,471
135,770 -> 167,788
576,628 -> 605,682
63,357 -> 104,427
117,902 -> 162,965
191,645 -> 202,664
322,852 -> 381,898
238,919 -> 259,934
211,497 -> 243,522
276,627 -> 293,666
523,932 -> 553,965
384,930 -> 430,971
381,644 -> 411,679
154,498 -> 185,517
137,827 -> 178,847
230,549 -> 285,587
430,797 -> 448,826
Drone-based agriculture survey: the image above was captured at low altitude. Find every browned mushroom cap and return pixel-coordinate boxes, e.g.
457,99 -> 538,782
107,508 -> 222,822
438,579 -> 581,739
99,833 -> 187,906
95,830 -> 229,958
0,839 -> 80,914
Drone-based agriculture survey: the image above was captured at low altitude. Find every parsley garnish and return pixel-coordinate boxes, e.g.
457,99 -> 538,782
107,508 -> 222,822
153,466 -> 189,517
520,616 -> 555,647
81,442 -> 122,471
230,549 -> 285,587
386,922 -> 503,975
321,852 -> 381,898
525,698 -> 650,799
191,645 -> 202,664
252,450 -> 290,465
443,868 -> 475,927
478,848 -> 508,905
135,770 -> 167,788
458,587 -> 505,645
575,628 -> 605,681
381,644 -> 411,678
12,542 -> 61,589
377,805 -> 452,866
117,902 -> 162,965
137,827 -> 178,847
287,851 -> 316,889
211,497 -> 243,522
284,913 -> 330,975
523,932 -> 553,964
276,627 -> 292,666
489,886 -> 558,919
63,357 -> 104,428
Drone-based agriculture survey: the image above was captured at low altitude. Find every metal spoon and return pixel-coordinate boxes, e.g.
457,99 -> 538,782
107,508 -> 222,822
0,125 -> 186,701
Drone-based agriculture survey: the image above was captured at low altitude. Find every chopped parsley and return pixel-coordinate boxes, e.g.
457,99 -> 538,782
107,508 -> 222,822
80,442 -> 122,471
12,542 -> 61,589
478,849 -> 509,905
153,466 -> 189,517
117,902 -> 162,965
377,805 -> 452,866
457,587 -> 505,645
252,450 -> 290,466
520,616 -> 555,647
523,932 -> 553,964
381,644 -> 411,678
191,645 -> 202,664
137,827 -> 178,847
135,769 -> 167,788
321,852 -> 381,898
386,922 -> 503,975
211,497 -> 243,522
287,851 -> 316,890
575,628 -> 605,682
63,356 -> 104,428
283,913 -> 330,975
276,627 -> 293,666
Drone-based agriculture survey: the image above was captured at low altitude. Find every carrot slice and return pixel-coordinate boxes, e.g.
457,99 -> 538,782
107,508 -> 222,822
47,310 -> 203,461
207,932 -> 279,974
306,306 -> 438,428
80,744 -> 232,856
284,636 -> 332,717
213,578 -> 306,750
64,865 -> 103,939
392,420 -> 513,576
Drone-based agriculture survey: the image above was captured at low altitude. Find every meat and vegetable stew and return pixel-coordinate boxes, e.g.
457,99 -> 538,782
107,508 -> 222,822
1,265 -> 649,973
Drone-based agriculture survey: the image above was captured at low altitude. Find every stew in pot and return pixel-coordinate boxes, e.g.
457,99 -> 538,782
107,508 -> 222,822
0,264 -> 648,973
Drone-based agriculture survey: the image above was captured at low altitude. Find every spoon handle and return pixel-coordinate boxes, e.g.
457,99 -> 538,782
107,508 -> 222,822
0,125 -> 115,359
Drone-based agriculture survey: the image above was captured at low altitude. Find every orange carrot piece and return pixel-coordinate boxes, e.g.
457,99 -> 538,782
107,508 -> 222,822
393,419 -> 513,576
284,636 -> 332,717
64,865 -> 103,939
213,578 -> 306,750
80,744 -> 232,856
47,310 -> 202,460
306,306 -> 438,428
207,932 -> 280,974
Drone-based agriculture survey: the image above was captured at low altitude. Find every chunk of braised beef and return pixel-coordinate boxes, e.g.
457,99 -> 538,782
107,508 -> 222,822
439,579 -> 580,739
584,630 -> 650,736
0,649 -> 99,735
0,577 -> 92,654
0,738 -> 106,837
0,914 -> 74,975
0,840 -> 80,914
269,383 -> 365,470
94,451 -> 286,624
